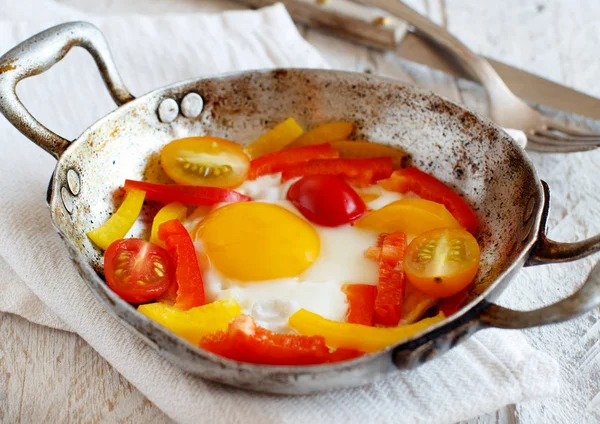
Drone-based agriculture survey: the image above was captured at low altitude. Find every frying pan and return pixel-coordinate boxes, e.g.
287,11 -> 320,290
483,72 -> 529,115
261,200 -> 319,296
1,22 -> 599,395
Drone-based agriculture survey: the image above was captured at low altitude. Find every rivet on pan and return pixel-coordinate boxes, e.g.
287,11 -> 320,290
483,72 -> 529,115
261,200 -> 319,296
181,93 -> 204,118
66,169 -> 80,196
158,98 -> 179,123
373,16 -> 391,26
523,195 -> 536,223
61,187 -> 74,214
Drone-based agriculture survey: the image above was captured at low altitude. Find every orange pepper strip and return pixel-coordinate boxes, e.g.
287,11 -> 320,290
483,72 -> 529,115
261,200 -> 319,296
288,121 -> 354,148
378,168 -> 478,234
355,199 -> 461,239
398,284 -> 440,325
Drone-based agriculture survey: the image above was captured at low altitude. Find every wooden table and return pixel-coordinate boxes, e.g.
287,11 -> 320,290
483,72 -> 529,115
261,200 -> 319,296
2,0 -> 598,422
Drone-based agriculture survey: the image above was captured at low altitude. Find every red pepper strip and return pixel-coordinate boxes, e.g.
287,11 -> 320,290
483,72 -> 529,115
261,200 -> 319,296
124,180 -> 250,206
378,168 -> 478,234
281,157 -> 393,186
438,288 -> 469,317
200,315 -> 361,365
248,143 -> 339,179
374,232 -> 407,326
158,219 -> 205,310
343,284 -> 377,326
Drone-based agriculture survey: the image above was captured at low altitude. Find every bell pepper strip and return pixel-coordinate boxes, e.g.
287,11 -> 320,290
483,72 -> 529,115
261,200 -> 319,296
355,199 -> 462,238
438,288 -> 469,317
330,140 -> 410,169
374,232 -> 407,326
150,202 -> 188,247
87,188 -> 145,250
289,309 -> 446,353
363,233 -> 387,261
281,157 -> 393,187
248,143 -> 339,179
124,179 -> 250,206
158,219 -> 205,310
398,284 -> 439,325
287,121 -> 354,148
199,315 -> 359,365
343,284 -> 376,326
244,117 -> 304,159
378,168 -> 478,234
138,299 -> 241,345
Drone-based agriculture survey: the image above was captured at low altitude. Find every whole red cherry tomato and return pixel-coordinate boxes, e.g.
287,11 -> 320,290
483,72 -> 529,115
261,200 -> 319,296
287,175 -> 366,227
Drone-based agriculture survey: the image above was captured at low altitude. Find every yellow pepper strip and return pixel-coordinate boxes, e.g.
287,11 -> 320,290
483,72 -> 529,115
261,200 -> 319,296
87,188 -> 145,250
289,309 -> 445,352
288,121 -> 354,148
138,299 -> 242,345
150,202 -> 188,247
330,140 -> 409,169
244,117 -> 304,159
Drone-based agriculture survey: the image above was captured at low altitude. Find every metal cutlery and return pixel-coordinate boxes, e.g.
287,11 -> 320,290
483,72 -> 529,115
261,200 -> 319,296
355,0 -> 600,152
238,0 -> 600,152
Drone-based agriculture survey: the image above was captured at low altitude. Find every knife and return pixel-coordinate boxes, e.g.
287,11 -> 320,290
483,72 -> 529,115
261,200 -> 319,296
237,0 -> 600,121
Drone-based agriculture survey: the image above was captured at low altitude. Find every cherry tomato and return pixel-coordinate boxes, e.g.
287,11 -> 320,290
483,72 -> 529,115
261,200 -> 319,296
161,136 -> 250,188
287,175 -> 366,227
104,239 -> 173,304
404,228 -> 480,298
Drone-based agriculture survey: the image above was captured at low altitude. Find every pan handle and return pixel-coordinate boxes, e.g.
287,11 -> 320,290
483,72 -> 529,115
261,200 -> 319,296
527,181 -> 600,265
479,260 -> 600,329
0,21 -> 134,159
479,181 -> 600,329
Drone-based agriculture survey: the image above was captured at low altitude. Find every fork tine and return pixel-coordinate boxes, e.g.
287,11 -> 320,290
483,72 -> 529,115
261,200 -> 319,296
534,129 -> 600,145
545,120 -> 600,137
527,134 -> 599,153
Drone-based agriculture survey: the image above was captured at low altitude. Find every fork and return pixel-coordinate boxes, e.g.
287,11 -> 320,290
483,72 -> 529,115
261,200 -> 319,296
356,0 -> 600,152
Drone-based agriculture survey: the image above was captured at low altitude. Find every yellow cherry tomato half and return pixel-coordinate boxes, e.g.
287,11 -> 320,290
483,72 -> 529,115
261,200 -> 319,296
161,136 -> 250,188
404,228 -> 480,298
355,198 -> 462,238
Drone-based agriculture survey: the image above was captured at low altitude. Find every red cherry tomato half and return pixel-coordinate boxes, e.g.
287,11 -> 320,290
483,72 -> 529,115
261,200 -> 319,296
104,239 -> 173,304
287,175 -> 366,227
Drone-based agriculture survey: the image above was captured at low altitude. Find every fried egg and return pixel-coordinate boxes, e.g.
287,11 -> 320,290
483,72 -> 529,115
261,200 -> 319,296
186,174 -> 406,332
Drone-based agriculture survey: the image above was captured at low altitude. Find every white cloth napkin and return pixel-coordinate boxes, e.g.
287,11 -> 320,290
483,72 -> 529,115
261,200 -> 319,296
0,2 -> 560,423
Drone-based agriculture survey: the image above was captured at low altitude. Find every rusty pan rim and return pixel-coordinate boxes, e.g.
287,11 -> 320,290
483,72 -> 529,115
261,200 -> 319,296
48,68 -> 545,375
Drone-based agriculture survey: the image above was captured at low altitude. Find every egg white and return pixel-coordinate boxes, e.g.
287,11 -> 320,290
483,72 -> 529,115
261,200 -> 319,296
187,174 -> 406,332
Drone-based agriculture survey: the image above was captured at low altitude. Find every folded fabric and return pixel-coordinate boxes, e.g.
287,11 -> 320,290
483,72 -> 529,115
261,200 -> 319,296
0,2 -> 559,423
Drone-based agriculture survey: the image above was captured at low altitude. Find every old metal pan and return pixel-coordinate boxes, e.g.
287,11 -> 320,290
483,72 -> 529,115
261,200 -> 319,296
1,22 -> 599,394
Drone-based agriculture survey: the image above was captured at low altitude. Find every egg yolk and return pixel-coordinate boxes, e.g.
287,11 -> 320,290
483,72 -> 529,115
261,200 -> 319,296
195,202 -> 320,281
